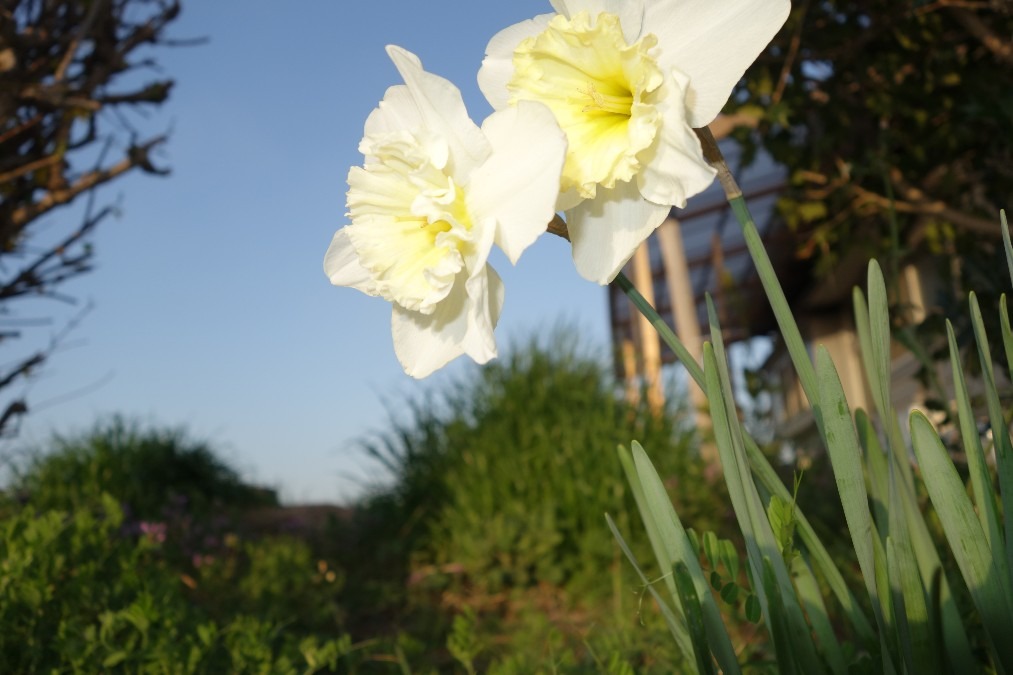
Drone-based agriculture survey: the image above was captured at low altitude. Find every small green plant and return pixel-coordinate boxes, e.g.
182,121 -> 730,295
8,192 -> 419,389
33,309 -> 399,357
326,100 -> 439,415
0,494 -> 355,673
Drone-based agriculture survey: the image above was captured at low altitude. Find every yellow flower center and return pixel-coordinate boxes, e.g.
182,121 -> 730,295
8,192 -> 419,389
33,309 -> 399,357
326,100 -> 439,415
345,130 -> 473,314
508,11 -> 664,198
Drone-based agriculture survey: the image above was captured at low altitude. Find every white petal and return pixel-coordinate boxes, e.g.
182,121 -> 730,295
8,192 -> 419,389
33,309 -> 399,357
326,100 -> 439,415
323,229 -> 377,295
478,14 -> 555,111
556,188 -> 584,212
636,69 -> 716,207
549,0 -> 645,42
467,101 -> 567,264
566,180 -> 670,284
390,267 -> 503,378
645,0 -> 790,127
463,266 -> 504,363
363,85 -> 422,138
385,45 -> 492,177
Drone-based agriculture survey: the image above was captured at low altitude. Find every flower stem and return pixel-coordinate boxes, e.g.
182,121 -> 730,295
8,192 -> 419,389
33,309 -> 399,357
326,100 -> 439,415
612,271 -> 704,386
694,127 -> 819,407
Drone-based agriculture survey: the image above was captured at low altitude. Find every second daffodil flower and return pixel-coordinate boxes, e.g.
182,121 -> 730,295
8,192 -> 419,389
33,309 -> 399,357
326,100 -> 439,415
478,0 -> 790,284
325,46 -> 566,378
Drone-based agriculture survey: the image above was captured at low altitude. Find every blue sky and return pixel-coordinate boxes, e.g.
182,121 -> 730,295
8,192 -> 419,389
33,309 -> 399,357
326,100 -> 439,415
8,1 -> 615,502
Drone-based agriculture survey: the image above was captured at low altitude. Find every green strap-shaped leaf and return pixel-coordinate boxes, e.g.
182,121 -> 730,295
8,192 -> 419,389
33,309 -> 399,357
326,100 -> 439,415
743,436 -> 876,642
909,411 -> 1013,671
969,292 -> 1013,598
947,320 -> 1005,572
1001,209 -> 1012,288
1002,295 -> 1013,394
791,555 -> 847,675
761,556 -> 798,675
865,262 -> 915,491
888,463 -> 938,675
605,512 -> 695,662
617,444 -> 682,611
629,442 -> 743,675
705,321 -> 826,674
816,348 -> 885,623
674,561 -> 718,675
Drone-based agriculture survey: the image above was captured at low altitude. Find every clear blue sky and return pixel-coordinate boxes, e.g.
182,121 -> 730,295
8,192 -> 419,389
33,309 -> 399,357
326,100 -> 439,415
9,1 -> 615,503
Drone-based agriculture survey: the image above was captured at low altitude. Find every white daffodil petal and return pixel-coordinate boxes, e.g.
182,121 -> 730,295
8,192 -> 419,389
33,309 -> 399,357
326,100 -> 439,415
390,267 -> 502,377
548,0 -> 645,42
505,12 -> 664,198
391,286 -> 468,378
385,45 -> 492,176
463,266 -> 504,363
479,14 -> 555,110
467,101 -> 567,264
363,85 -> 421,139
567,180 -> 670,284
636,70 -> 716,207
645,0 -> 790,127
323,229 -> 377,295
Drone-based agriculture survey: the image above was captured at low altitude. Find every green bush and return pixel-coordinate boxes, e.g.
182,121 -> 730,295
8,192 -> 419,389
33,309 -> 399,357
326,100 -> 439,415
0,495 -> 352,673
336,332 -> 729,670
9,417 -> 277,519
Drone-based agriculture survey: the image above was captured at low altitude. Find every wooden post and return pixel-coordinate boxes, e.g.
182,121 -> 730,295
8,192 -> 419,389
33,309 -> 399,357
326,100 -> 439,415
656,217 -> 717,466
630,239 -> 665,413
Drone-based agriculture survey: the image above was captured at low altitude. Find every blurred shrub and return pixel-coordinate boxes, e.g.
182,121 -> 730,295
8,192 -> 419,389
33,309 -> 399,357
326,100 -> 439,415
0,494 -> 351,673
341,330 -> 731,669
10,417 -> 277,519
427,335 -> 723,594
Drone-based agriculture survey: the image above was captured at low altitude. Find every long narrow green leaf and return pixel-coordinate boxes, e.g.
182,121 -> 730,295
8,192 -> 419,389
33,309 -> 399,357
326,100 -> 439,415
895,449 -> 977,674
815,347 -> 885,624
629,442 -> 743,675
618,444 -> 682,605
852,288 -> 876,408
855,409 -> 889,535
1001,209 -> 1012,287
947,320 -> 1005,568
886,537 -> 915,673
673,562 -> 718,675
887,461 -> 936,675
909,412 -> 1013,672
705,321 -> 826,675
866,262 -> 893,435
791,555 -> 847,675
762,556 -> 798,675
605,513 -> 695,662
865,263 -> 915,491
1002,295 -> 1013,390
969,292 -> 1013,595
742,437 -> 876,642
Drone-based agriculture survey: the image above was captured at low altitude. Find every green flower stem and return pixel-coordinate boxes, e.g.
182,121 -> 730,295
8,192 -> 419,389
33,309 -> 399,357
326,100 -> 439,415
613,271 -> 704,386
694,127 -> 820,408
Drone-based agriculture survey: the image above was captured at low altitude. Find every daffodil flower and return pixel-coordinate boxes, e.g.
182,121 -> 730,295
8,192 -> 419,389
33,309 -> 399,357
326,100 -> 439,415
478,0 -> 790,284
325,46 -> 566,378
